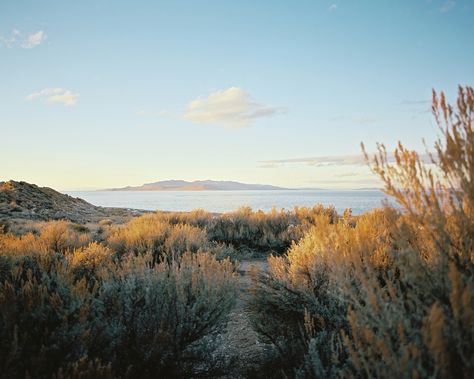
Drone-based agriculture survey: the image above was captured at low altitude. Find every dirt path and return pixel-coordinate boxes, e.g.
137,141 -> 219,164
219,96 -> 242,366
210,259 -> 272,378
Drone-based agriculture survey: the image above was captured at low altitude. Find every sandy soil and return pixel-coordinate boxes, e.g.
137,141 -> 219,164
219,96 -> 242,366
208,259 -> 273,378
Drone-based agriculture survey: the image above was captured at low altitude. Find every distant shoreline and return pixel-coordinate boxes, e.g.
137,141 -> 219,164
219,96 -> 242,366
74,188 -> 382,192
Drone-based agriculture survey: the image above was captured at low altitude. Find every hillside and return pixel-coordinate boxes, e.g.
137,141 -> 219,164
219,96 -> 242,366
107,179 -> 287,191
0,180 -> 143,224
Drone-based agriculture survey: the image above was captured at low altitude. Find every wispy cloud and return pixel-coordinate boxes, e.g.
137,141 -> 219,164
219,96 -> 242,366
399,99 -> 430,105
0,29 -> 46,48
399,99 -> 431,118
328,4 -> 337,12
439,0 -> 456,12
182,87 -> 285,128
306,177 -> 383,189
329,115 -> 378,125
260,154 -> 366,168
353,117 -> 377,125
21,30 -> 46,48
259,152 -> 432,168
136,110 -> 169,117
0,29 -> 21,48
334,172 -> 360,178
25,88 -> 79,106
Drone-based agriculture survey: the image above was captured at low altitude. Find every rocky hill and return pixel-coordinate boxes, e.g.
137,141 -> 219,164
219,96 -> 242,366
0,180 -> 143,224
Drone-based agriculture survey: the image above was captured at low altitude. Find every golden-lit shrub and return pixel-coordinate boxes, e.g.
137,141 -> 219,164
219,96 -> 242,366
106,213 -> 208,261
162,223 -> 208,259
342,86 -> 474,379
96,205 -> 340,261
248,208 -> 398,377
69,242 -> 115,281
207,206 -> 336,253
145,206 -> 337,255
250,86 -> 474,378
0,230 -> 46,256
39,220 -> 90,253
0,223 -> 238,378
70,242 -> 113,270
106,214 -> 171,257
159,209 -> 215,229
0,220 -> 91,258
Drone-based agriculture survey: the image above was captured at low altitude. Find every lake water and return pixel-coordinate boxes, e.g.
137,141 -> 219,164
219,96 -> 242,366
65,190 -> 389,215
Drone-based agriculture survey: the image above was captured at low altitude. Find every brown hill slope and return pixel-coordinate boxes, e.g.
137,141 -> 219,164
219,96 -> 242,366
0,180 -> 143,223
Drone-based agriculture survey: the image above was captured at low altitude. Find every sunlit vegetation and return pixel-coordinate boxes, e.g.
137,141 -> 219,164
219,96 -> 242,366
0,219 -> 237,378
153,205 -> 338,254
0,203 -> 333,377
248,86 -> 474,378
1,87 -> 472,378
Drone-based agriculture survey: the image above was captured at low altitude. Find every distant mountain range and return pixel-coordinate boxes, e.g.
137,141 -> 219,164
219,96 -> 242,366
106,180 -> 288,191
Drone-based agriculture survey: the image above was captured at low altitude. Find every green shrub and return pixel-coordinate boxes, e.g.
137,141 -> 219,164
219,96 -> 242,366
0,250 -> 98,378
0,234 -> 237,378
96,251 -> 237,377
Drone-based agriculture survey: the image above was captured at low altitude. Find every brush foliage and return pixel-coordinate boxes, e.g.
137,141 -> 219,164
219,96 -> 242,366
248,86 -> 474,378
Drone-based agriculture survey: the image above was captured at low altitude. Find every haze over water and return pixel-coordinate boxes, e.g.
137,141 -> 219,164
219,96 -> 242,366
66,190 -> 388,215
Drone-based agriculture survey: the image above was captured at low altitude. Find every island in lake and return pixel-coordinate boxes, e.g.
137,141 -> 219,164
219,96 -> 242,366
106,180 -> 288,191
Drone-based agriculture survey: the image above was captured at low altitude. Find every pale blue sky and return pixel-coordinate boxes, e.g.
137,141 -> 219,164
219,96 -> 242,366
1,0 -> 473,190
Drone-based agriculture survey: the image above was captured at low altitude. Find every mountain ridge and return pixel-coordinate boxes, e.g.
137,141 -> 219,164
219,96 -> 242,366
106,180 -> 288,191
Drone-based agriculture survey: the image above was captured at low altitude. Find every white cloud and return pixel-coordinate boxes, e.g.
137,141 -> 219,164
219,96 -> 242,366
183,87 -> 284,128
328,4 -> 337,12
25,88 -> 79,106
21,30 -> 46,48
0,29 -> 46,49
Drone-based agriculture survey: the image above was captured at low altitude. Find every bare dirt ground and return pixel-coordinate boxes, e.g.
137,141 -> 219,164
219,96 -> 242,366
208,259 -> 274,379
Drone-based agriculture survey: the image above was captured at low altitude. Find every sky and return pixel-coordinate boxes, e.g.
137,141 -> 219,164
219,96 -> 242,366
1,0 -> 473,190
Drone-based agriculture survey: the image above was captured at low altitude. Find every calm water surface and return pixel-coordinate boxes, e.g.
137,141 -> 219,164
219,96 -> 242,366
65,190 -> 389,215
